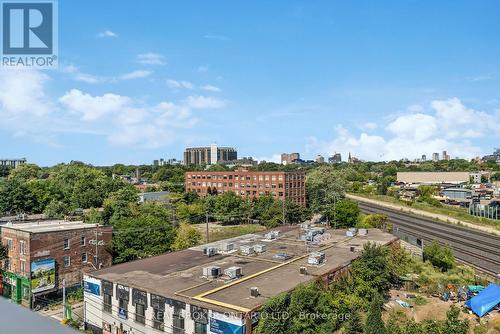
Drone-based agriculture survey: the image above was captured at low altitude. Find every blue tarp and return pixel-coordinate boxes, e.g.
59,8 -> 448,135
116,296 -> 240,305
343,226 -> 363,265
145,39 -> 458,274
465,283 -> 500,317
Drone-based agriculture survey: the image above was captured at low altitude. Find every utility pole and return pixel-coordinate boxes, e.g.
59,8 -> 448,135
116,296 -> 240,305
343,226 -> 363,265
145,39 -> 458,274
282,199 -> 286,225
205,211 -> 209,243
62,279 -> 66,321
333,195 -> 337,230
95,227 -> 99,269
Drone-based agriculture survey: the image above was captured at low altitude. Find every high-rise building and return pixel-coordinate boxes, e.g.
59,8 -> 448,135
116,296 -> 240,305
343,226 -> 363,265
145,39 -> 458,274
281,153 -> 300,164
432,152 -> 439,161
442,151 -> 450,161
328,153 -> 342,163
421,154 -> 426,161
315,155 -> 325,163
183,144 -> 237,165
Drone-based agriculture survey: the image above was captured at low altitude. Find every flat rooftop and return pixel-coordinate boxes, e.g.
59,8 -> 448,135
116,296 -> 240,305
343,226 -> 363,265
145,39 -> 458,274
90,226 -> 397,315
1,220 -> 99,233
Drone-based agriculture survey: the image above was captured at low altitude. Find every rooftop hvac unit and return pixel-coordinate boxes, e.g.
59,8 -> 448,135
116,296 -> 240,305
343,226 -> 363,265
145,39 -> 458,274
204,247 -> 218,257
265,230 -> 280,240
203,266 -> 222,279
224,266 -> 242,279
273,253 -> 292,261
350,246 -> 356,252
240,245 -> 254,255
346,230 -> 357,237
250,287 -> 260,297
254,244 -> 266,253
307,251 -> 326,265
358,228 -> 368,236
300,266 -> 308,275
220,242 -> 234,252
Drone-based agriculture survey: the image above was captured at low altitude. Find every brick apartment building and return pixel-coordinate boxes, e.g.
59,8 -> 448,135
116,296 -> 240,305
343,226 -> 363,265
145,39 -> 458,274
0,221 -> 112,308
185,170 -> 307,206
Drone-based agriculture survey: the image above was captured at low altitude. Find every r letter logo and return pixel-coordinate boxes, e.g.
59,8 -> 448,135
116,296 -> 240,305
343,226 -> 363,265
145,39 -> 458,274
1,1 -> 58,68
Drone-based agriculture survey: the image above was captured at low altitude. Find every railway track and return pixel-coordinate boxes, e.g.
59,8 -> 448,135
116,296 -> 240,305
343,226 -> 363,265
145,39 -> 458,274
357,202 -> 500,276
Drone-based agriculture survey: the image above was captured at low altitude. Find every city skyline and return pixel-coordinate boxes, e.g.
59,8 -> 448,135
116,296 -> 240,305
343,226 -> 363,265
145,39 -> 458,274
1,1 -> 499,166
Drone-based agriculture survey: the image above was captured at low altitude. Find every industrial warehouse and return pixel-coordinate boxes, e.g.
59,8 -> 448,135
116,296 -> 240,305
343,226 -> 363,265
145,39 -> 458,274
83,226 -> 397,334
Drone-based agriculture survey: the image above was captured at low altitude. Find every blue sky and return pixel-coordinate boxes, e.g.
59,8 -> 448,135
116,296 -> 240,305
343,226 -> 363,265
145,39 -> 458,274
1,0 -> 499,166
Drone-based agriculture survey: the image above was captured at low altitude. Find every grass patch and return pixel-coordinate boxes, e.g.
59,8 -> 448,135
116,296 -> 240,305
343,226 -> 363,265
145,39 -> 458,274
413,295 -> 427,306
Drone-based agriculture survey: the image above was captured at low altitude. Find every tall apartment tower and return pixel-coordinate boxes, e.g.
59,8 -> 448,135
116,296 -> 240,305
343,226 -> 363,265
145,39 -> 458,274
281,153 -> 300,165
184,144 -> 237,165
421,154 -> 427,161
432,153 -> 439,161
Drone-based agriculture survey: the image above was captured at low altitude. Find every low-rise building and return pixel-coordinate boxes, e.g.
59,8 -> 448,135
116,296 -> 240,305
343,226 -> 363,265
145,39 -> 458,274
185,170 -> 307,206
396,172 -> 470,185
139,191 -> 170,204
0,158 -> 26,168
83,226 -> 397,334
0,221 -> 112,308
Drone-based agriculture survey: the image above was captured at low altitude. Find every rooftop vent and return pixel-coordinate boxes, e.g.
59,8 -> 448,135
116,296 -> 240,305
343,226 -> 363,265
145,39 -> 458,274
300,266 -> 308,275
250,287 -> 260,297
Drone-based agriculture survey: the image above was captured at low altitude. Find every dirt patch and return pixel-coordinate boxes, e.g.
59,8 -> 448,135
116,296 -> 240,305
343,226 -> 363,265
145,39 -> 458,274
385,289 -> 500,333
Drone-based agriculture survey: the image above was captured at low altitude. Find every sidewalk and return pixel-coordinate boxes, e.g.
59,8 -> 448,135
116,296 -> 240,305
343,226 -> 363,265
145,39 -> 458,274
347,194 -> 500,236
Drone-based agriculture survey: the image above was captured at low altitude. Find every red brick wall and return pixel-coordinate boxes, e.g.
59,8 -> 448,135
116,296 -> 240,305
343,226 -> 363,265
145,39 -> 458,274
185,170 -> 307,206
1,226 -> 113,290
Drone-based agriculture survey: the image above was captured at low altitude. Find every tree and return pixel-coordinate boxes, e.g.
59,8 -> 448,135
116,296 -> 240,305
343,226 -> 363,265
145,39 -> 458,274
350,243 -> 391,298
344,309 -> 364,334
102,186 -> 139,225
171,223 -> 201,250
307,166 -> 347,218
332,199 -> 360,228
288,283 -> 336,334
111,203 -> 176,264
359,214 -> 387,229
8,163 -> 41,180
214,192 -> 247,223
255,293 -> 291,334
364,294 -> 387,334
423,241 -> 455,272
442,305 -> 468,334
44,200 -> 71,218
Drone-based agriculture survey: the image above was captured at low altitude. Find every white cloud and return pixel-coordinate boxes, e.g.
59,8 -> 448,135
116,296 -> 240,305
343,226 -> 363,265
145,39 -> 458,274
359,122 -> 377,130
167,79 -> 194,90
120,70 -> 152,80
308,98 -> 499,161
203,34 -> 231,41
0,70 -> 52,116
186,95 -> 227,109
197,65 -> 209,73
59,89 -> 131,121
201,85 -> 221,92
60,65 -> 104,84
137,53 -> 166,65
97,30 -> 117,38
